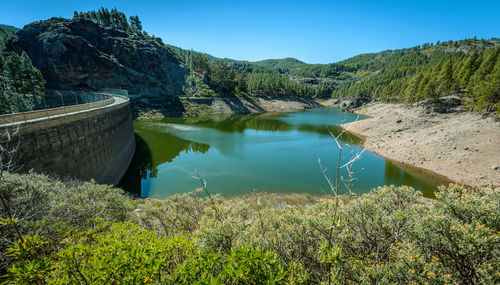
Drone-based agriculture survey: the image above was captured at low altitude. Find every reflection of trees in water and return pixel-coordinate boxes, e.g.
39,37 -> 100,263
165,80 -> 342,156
167,113 -> 292,133
118,134 -> 152,197
298,124 -> 363,145
165,113 -> 364,143
383,160 -> 448,197
118,132 -> 210,196
384,160 -> 404,182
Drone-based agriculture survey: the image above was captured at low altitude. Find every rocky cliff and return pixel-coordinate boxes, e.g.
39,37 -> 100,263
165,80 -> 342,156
6,18 -> 188,97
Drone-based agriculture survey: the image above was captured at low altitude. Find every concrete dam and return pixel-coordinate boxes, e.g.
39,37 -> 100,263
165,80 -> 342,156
0,92 -> 136,185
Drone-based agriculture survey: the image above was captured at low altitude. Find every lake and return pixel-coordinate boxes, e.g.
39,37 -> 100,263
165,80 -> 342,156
119,108 -> 450,198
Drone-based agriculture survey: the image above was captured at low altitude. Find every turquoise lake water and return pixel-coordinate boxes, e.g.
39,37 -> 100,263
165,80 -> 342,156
119,108 -> 450,198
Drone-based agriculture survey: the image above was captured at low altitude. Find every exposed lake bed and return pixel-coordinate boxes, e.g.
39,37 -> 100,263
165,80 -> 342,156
339,101 -> 500,189
119,107 -> 453,198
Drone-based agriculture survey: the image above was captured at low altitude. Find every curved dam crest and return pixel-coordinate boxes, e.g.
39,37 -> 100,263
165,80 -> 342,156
0,93 -> 136,185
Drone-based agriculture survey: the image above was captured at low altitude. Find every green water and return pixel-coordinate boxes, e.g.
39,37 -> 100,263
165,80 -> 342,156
119,108 -> 450,198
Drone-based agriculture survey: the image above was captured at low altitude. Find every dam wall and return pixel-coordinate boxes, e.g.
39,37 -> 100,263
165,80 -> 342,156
0,94 -> 135,185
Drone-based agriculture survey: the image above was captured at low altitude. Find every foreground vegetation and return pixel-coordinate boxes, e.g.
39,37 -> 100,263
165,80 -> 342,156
1,172 -> 498,284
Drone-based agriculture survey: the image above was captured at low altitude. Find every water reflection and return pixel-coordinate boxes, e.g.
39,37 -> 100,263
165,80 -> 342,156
119,108 -> 450,198
297,124 -> 363,145
384,160 -> 452,198
162,113 -> 292,133
118,131 -> 210,196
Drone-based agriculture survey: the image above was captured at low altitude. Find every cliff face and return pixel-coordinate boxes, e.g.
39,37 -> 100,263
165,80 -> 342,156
6,18 -> 188,97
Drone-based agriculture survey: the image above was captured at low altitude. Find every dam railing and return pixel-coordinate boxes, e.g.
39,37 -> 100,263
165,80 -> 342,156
0,92 -> 122,125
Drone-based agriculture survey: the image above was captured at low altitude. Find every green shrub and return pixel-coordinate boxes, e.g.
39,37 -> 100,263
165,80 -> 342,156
410,185 -> 500,284
137,190 -> 214,236
0,172 -> 134,273
173,246 -> 308,284
1,172 -> 499,284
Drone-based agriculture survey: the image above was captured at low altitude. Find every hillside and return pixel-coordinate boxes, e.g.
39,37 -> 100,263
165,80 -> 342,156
5,17 -> 188,97
1,9 -> 498,116
0,24 -> 19,51
169,38 -> 499,115
252,57 -> 307,72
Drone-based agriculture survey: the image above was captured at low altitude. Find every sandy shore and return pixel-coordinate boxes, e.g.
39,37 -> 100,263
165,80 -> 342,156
338,102 -> 500,188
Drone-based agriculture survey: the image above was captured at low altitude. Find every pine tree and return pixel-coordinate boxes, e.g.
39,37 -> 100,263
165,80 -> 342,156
404,73 -> 423,103
459,50 -> 480,89
468,47 -> 500,103
476,58 -> 500,113
437,57 -> 453,95
2,52 -> 23,90
129,16 -> 142,33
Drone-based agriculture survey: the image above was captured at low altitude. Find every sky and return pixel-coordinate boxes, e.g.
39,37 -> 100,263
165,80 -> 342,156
1,0 -> 499,63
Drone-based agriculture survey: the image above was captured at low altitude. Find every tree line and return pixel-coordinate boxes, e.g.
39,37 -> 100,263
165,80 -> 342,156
0,51 -> 45,114
175,38 -> 499,115
331,41 -> 500,114
73,7 -> 143,34
176,48 -> 327,98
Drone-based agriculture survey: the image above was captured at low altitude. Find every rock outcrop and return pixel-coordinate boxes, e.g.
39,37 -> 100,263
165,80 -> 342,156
6,18 -> 188,97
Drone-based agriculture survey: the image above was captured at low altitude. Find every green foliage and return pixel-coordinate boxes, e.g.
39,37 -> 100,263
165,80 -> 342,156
0,51 -> 45,114
51,222 -> 195,284
330,40 -> 500,114
0,24 -> 19,52
252,57 -> 307,73
247,73 -> 314,97
0,171 -> 134,273
208,60 -> 248,96
73,7 -> 143,34
173,246 -> 307,284
1,172 -> 499,283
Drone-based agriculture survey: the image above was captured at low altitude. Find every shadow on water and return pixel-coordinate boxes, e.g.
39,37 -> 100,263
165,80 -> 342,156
118,131 -> 210,196
383,160 -> 453,198
118,134 -> 153,197
119,108 -> 452,199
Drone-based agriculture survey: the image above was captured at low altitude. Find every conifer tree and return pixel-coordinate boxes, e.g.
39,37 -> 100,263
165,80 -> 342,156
129,15 -> 142,33
459,50 -> 480,89
437,57 -> 453,95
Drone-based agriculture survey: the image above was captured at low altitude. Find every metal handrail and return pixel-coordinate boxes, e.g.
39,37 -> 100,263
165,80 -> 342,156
0,93 -> 124,125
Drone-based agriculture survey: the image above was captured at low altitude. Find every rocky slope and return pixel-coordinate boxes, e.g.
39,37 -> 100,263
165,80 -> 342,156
6,18 -> 188,97
134,96 -> 322,119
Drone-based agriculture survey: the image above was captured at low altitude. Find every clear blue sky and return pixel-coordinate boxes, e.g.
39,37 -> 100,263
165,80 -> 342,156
1,0 -> 499,63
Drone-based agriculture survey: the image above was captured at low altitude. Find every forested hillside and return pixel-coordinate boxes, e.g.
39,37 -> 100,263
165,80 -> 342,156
170,38 -> 500,115
0,25 -> 19,52
1,8 -> 498,115
331,39 -> 500,114
171,47 -> 330,98
0,25 -> 46,114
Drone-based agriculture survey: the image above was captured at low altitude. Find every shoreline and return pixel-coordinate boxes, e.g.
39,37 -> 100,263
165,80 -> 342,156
133,96 -> 321,119
337,102 -> 500,189
132,95 -> 499,190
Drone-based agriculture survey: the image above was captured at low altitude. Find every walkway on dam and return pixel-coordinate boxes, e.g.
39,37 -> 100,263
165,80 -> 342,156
0,93 -> 128,128
0,91 -> 136,186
